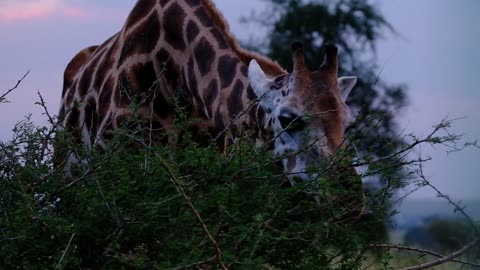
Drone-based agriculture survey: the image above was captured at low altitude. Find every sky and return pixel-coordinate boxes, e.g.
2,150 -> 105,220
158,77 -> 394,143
0,0 -> 478,201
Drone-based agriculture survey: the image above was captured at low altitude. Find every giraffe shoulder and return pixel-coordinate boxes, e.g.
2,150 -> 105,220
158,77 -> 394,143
63,45 -> 99,93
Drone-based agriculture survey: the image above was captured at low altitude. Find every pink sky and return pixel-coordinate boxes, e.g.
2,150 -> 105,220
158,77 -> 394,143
0,0 -> 91,22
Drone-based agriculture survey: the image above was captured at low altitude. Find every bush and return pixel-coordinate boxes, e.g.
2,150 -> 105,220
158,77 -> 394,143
0,91 -> 477,269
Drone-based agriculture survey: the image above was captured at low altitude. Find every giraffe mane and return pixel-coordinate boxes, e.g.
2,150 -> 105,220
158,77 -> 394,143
200,0 -> 286,77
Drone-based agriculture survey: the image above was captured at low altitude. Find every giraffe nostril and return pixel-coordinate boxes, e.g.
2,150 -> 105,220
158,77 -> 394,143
286,156 -> 296,171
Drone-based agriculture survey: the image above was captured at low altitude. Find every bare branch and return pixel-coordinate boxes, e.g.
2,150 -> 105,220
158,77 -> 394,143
55,232 -> 76,269
0,70 -> 30,103
36,90 -> 55,126
393,148 -> 480,270
367,243 -> 480,268
213,99 -> 260,142
417,158 -> 479,235
158,156 -> 229,270
169,256 -> 217,270
398,237 -> 480,270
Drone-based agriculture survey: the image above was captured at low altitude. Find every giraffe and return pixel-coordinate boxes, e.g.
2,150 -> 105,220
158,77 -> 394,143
58,0 -> 363,205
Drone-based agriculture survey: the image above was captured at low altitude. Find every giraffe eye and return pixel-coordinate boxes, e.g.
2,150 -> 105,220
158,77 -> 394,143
278,114 -> 305,132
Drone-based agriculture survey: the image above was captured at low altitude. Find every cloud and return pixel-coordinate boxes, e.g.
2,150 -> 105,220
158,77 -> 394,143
0,0 -> 90,22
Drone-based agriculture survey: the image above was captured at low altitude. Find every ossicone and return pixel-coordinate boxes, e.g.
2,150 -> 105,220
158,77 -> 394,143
320,43 -> 338,75
291,41 -> 307,74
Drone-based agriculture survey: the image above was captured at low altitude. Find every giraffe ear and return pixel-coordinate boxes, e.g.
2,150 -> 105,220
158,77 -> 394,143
248,59 -> 273,98
248,59 -> 281,113
338,76 -> 357,102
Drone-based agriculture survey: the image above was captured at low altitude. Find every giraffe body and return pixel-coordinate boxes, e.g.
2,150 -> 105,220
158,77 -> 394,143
59,0 -> 362,203
60,0 -> 282,149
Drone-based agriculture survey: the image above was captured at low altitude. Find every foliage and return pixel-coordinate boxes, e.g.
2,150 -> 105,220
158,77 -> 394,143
0,109 -> 368,269
0,95 -> 475,269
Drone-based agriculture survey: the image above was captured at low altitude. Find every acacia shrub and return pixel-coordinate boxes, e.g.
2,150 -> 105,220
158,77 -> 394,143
0,110 -> 406,269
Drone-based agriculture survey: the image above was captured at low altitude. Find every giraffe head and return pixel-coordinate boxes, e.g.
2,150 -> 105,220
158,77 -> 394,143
249,43 -> 358,185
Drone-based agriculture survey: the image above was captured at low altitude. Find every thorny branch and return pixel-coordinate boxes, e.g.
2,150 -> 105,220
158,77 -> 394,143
0,70 -> 30,103
158,155 -> 229,270
367,140 -> 480,270
352,118 -> 458,168
399,238 -> 480,270
169,256 -> 217,270
36,91 -> 58,164
367,244 -> 480,269
417,160 -> 479,235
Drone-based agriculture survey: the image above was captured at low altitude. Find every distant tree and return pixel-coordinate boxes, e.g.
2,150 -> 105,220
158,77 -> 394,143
404,217 -> 480,259
246,0 -> 408,190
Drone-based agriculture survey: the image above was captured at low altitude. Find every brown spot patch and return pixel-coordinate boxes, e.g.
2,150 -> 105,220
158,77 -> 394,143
214,109 -> 225,130
63,45 -> 98,96
78,55 -> 102,97
210,28 -> 228,49
84,97 -> 97,143
228,79 -> 244,117
203,79 -> 218,118
125,0 -> 156,29
186,20 -> 199,43
156,48 -> 180,90
163,2 -> 186,51
119,12 -> 160,65
186,57 -> 197,94
114,72 -> 131,108
187,57 -> 204,108
93,43 -> 117,91
58,106 -> 66,121
66,106 -> 81,143
217,54 -> 239,88
102,116 -> 115,141
152,74 -> 175,118
194,7 -> 214,27
240,65 -> 248,77
185,0 -> 201,6
131,61 -> 158,93
246,84 -> 256,100
194,37 -> 215,77
65,81 -> 77,106
97,77 -> 114,121
153,97 -> 174,118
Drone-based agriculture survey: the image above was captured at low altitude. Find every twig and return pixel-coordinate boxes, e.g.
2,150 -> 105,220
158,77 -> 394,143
36,90 -> 55,125
53,167 -> 95,196
398,237 -> 480,270
55,232 -> 76,269
169,256 -> 217,270
392,152 -> 480,270
213,99 -> 260,142
417,158 -> 479,234
367,243 -> 480,268
0,70 -> 30,103
158,157 -> 229,270
352,118 -> 452,168
36,91 -> 58,164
